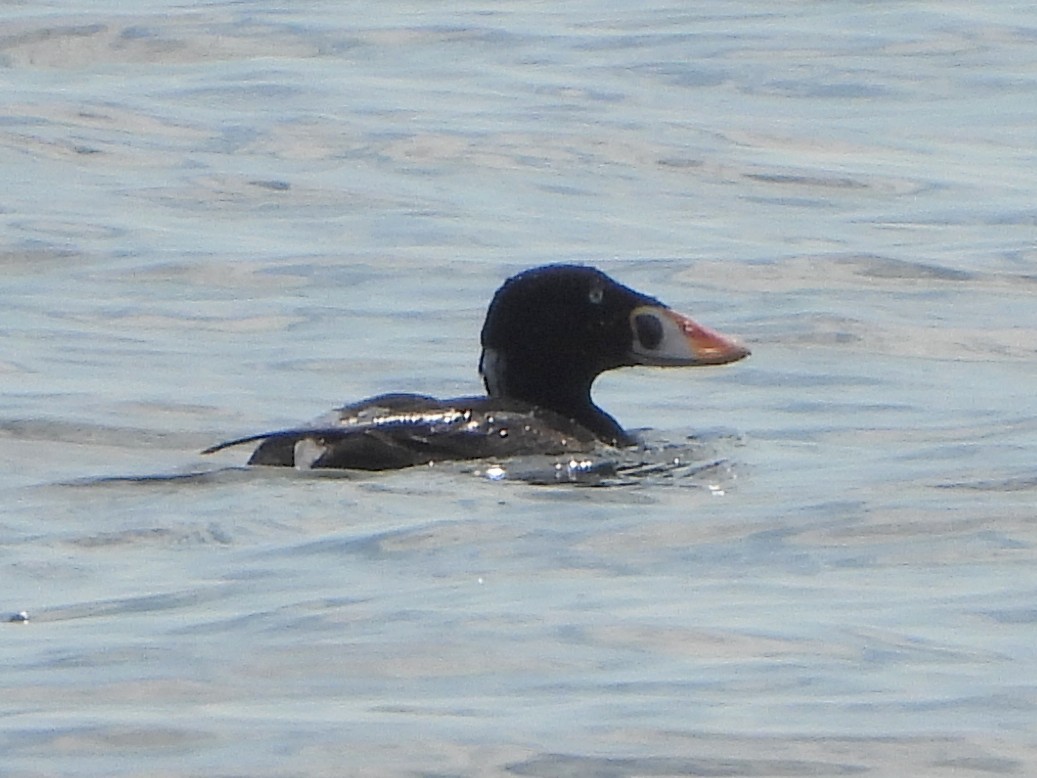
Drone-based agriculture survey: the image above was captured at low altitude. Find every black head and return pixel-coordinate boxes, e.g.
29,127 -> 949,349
478,264 -> 748,444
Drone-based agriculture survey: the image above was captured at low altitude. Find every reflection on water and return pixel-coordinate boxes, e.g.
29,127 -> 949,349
465,432 -> 742,487
2,1 -> 1037,776
63,428 -> 741,489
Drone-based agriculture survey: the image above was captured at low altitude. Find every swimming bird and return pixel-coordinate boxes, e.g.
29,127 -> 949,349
203,264 -> 749,470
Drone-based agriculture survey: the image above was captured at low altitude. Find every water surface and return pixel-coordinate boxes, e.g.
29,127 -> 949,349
2,2 -> 1036,776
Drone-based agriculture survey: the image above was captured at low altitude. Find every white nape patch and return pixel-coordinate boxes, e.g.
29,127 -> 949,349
479,347 -> 506,396
294,438 -> 327,470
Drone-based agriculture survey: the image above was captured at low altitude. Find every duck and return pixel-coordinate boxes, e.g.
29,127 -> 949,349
203,264 -> 749,470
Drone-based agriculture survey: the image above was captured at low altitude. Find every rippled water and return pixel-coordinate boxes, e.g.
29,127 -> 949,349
3,2 -> 1036,776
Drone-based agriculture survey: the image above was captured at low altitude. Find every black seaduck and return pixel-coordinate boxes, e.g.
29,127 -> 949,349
203,264 -> 750,470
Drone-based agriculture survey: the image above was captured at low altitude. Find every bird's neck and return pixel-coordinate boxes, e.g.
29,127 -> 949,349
480,348 -> 630,446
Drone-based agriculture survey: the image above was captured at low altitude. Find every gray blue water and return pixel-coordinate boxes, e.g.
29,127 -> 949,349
3,2 -> 1036,776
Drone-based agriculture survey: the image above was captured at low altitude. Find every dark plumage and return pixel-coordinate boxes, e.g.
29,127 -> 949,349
203,264 -> 749,470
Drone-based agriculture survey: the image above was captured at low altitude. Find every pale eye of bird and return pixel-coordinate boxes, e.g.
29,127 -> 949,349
588,286 -> 604,304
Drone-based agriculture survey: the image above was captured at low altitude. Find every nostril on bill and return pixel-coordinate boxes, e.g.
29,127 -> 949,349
634,312 -> 664,350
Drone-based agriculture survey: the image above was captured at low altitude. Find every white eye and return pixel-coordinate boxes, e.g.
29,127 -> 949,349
588,286 -> 604,304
